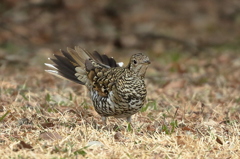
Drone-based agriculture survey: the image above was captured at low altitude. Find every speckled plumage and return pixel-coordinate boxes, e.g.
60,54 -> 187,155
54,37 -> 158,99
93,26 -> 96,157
45,46 -> 150,124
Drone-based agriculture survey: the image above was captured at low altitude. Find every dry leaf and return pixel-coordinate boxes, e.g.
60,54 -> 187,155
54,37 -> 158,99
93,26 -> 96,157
147,124 -> 156,132
182,126 -> 196,133
87,141 -> 104,148
16,141 -> 33,150
114,132 -> 125,142
39,132 -> 63,141
41,122 -> 55,128
216,136 -> 223,145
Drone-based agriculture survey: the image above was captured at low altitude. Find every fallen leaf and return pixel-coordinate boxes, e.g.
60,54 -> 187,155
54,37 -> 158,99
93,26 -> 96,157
41,122 -> 55,128
16,141 -> 33,150
114,132 -> 125,142
216,136 -> 223,145
147,124 -> 156,132
39,132 -> 63,141
86,141 -> 104,148
182,126 -> 196,133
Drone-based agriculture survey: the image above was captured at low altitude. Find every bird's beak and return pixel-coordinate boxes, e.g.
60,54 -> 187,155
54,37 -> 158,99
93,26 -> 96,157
143,60 -> 151,65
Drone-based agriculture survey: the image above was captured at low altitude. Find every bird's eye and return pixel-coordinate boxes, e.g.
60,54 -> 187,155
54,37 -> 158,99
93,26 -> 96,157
133,60 -> 137,64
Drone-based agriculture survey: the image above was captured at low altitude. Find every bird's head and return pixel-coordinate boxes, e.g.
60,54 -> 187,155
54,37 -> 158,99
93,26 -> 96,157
127,53 -> 150,77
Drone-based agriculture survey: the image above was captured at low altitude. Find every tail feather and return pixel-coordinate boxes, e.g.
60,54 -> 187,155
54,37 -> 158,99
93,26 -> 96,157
45,47 -> 120,85
74,46 -> 94,63
60,50 -> 78,66
91,51 -> 119,68
51,56 -> 78,81
67,47 -> 86,67
53,55 -> 75,74
48,57 -> 84,85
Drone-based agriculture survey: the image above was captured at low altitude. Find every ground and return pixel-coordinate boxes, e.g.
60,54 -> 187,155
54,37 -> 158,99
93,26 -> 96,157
0,0 -> 240,158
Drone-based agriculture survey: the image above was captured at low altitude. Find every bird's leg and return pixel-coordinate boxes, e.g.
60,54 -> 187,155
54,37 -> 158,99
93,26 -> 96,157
126,116 -> 132,123
126,116 -> 134,129
101,116 -> 107,126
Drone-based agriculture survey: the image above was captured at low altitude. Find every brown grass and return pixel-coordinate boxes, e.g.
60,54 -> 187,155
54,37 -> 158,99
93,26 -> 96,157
0,50 -> 239,159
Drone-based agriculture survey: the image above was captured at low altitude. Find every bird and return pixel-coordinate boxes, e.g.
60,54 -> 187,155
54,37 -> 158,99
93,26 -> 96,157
45,46 -> 150,125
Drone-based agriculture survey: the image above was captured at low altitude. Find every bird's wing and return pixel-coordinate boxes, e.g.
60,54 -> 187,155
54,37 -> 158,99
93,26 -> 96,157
87,67 -> 124,97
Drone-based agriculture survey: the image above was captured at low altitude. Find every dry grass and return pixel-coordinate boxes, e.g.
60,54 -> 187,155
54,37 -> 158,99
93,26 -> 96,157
0,50 -> 239,159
